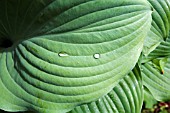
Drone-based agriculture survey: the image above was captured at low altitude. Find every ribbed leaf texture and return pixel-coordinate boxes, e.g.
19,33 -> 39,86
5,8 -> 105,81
142,36 -> 170,63
142,0 -> 170,101
0,0 -> 152,113
142,35 -> 170,101
69,65 -> 143,113
142,58 -> 170,101
143,0 -> 170,55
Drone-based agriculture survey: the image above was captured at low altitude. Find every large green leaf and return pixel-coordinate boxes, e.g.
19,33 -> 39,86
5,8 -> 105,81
142,57 -> 170,101
143,0 -> 170,56
148,0 -> 170,40
69,65 -> 143,113
0,0 -> 152,113
142,30 -> 170,101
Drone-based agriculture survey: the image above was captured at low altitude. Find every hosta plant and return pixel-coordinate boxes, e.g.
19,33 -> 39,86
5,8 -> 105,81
0,0 -> 169,113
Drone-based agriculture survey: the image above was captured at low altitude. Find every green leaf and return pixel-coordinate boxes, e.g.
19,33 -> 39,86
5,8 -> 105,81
148,0 -> 170,40
159,58 -> 168,74
142,29 -> 170,102
143,87 -> 157,109
143,30 -> 162,56
143,0 -> 170,56
0,0 -> 152,113
149,58 -> 168,74
160,110 -> 169,113
142,57 -> 170,101
69,65 -> 143,113
142,34 -> 170,63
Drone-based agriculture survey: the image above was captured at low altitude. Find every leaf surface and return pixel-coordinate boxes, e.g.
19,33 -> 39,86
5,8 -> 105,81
0,0 -> 152,113
69,65 -> 143,113
142,57 -> 170,101
143,0 -> 170,55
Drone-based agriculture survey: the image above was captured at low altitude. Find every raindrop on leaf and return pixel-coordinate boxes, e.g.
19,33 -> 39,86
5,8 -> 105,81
93,53 -> 100,59
58,52 -> 69,57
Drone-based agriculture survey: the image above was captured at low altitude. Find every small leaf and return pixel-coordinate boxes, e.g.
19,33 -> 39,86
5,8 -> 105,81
159,58 -> 168,74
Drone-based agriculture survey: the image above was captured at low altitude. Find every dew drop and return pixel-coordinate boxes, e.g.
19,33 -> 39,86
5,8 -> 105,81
58,52 -> 69,57
93,53 -> 100,59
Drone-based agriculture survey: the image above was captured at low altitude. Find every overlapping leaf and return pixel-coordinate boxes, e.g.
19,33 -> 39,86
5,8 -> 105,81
0,0 -> 152,113
142,35 -> 170,63
142,58 -> 170,101
141,1 -> 170,102
143,0 -> 170,55
142,34 -> 170,101
69,65 -> 143,113
143,87 -> 157,109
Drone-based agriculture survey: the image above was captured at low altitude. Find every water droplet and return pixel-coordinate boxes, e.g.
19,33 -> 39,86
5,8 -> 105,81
58,52 -> 69,57
93,53 -> 100,59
